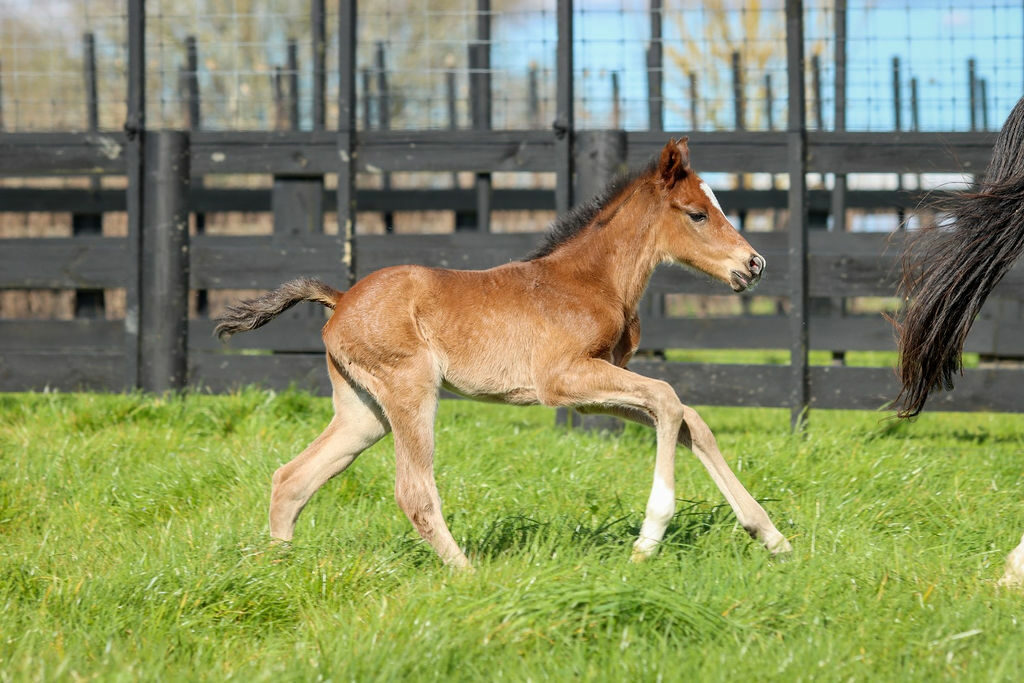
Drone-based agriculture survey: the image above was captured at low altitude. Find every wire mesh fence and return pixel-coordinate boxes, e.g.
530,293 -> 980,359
1,1 -> 1021,134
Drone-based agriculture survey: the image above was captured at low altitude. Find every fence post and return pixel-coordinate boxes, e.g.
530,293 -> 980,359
557,130 -> 627,433
647,0 -> 663,131
272,33 -> 325,296
968,58 -> 977,131
312,0 -> 326,130
74,32 -> 105,318
182,35 -> 207,317
124,0 -> 146,391
375,42 -> 395,233
555,0 -> 574,217
337,0 -> 357,287
831,0 -> 848,243
786,0 -> 809,429
139,130 -> 190,393
466,0 -> 493,233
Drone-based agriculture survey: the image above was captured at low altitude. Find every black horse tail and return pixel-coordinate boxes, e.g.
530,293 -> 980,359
214,278 -> 342,341
894,95 -> 1024,418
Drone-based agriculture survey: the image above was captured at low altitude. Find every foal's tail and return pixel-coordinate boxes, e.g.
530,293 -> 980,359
214,277 -> 342,341
894,95 -> 1024,418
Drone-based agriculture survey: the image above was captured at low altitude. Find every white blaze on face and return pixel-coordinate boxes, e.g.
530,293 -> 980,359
699,181 -> 723,213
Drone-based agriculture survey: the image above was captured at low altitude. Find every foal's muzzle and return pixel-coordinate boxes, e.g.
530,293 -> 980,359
730,254 -> 765,292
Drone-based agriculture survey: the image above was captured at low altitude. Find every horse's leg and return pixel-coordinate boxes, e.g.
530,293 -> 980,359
999,533 -> 1024,587
379,361 -> 470,569
269,357 -> 389,541
540,360 -> 686,560
674,405 -> 791,556
577,396 -> 790,559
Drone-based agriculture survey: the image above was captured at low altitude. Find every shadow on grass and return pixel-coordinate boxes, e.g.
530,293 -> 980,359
459,498 -> 751,562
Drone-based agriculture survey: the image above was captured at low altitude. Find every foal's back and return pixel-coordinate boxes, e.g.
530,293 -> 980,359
322,259 -> 627,405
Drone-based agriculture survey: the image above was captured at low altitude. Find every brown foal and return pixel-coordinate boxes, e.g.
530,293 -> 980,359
216,138 -> 792,567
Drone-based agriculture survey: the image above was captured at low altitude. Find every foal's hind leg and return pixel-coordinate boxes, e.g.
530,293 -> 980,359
269,358 -> 389,541
377,360 -> 470,568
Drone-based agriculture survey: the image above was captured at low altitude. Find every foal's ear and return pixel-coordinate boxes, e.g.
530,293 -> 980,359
658,137 -> 691,189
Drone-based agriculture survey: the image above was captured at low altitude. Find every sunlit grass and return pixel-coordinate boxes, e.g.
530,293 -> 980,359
1,389 -> 1022,680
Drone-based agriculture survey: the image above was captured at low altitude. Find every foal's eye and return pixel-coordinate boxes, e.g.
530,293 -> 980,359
687,211 -> 707,223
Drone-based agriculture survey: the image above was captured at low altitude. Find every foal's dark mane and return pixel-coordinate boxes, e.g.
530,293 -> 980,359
524,160 -> 657,261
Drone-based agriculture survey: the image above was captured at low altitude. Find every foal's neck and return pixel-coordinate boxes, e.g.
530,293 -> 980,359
550,182 -> 662,313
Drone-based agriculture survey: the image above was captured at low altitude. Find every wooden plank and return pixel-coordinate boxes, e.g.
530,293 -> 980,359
358,130 -> 556,173
190,130 -> 340,175
0,237 -> 128,288
0,133 -> 127,176
0,130 -> 999,177
0,319 -> 124,352
630,360 -> 1024,412
0,351 -> 126,392
190,317 -> 325,352
190,234 -> 345,288
627,131 -> 790,172
0,187 -> 955,214
806,131 -> 996,174
809,365 -> 1024,412
353,232 -> 538,277
6,231 -> 1017,306
629,360 -> 790,407
190,352 -> 331,395
629,131 -> 996,174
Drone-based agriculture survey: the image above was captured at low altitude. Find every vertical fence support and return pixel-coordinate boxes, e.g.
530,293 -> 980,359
312,0 -> 326,130
468,0 -> 492,233
968,57 -> 977,131
786,0 -> 809,429
910,76 -> 919,131
831,0 -> 847,234
375,42 -> 394,233
124,0 -> 146,391
555,0 -> 574,217
273,30 -> 324,282
892,56 -> 906,229
528,63 -> 540,128
183,35 -> 207,317
338,0 -> 357,287
647,0 -> 663,131
558,130 -> 627,432
139,131 -> 190,393
75,31 -> 105,318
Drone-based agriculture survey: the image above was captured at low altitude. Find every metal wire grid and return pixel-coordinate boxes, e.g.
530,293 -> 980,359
146,0 -> 317,130
357,0 -> 557,131
808,1 -> 1024,132
0,1 -> 1022,133
0,0 -> 125,131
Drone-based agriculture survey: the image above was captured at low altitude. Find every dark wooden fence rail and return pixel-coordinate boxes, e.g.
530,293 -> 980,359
1,0 -> 1021,418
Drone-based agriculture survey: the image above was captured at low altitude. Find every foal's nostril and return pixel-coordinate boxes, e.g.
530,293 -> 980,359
749,254 -> 765,276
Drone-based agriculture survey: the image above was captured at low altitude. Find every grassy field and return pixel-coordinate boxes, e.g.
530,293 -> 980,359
1,389 -> 1022,681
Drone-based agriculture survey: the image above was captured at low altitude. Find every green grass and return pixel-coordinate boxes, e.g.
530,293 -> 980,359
1,389 -> 1023,681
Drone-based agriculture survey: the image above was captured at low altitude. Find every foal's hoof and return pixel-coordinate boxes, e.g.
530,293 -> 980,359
765,535 -> 793,558
630,537 -> 659,563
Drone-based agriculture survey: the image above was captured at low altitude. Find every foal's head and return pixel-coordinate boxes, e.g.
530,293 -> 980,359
650,138 -> 765,292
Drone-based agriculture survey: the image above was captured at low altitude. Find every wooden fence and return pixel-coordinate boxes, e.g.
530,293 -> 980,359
1,0 -> 1022,420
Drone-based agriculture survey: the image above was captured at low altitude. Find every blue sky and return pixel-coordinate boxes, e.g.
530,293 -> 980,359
487,1 -> 1024,133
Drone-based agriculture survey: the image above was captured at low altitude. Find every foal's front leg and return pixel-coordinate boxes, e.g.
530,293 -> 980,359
578,397 -> 791,559
541,360 -> 686,559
